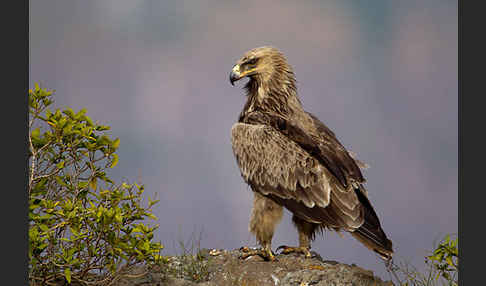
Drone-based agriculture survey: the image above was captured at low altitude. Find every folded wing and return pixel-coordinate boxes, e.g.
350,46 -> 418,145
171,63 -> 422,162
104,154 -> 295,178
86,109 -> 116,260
231,122 -> 364,230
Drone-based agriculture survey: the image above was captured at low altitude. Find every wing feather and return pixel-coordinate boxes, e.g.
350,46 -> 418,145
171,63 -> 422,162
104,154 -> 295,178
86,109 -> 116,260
231,122 -> 364,230
242,111 -> 365,188
306,112 -> 366,185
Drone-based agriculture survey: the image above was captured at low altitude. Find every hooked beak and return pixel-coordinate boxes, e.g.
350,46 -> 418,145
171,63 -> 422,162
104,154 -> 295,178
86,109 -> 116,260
229,64 -> 241,86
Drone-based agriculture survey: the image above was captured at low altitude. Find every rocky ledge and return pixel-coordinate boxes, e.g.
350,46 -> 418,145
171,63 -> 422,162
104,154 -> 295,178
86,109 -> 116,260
117,248 -> 393,286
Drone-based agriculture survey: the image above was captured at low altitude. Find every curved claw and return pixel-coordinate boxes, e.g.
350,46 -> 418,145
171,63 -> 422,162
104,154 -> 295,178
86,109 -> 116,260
239,246 -> 250,253
238,246 -> 276,261
276,245 -> 312,258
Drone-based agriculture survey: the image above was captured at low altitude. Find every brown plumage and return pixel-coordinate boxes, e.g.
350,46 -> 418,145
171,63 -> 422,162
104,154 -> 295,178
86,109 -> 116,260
229,46 -> 393,260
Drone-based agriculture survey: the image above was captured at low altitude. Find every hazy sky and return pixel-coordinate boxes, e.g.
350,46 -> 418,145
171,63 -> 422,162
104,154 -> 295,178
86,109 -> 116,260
30,0 -> 457,279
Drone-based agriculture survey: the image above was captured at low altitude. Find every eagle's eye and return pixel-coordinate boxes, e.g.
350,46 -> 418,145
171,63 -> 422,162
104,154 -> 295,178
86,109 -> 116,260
246,58 -> 258,65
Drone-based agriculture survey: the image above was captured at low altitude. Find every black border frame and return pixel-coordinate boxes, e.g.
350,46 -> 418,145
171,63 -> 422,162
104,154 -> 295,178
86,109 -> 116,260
459,0 -> 479,285
7,0 -> 28,284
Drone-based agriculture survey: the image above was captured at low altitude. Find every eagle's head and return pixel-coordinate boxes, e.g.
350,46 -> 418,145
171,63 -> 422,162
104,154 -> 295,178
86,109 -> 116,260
230,46 -> 300,116
229,46 -> 295,89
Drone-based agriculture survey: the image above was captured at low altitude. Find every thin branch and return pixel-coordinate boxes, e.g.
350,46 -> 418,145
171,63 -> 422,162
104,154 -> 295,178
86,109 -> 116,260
33,168 -> 62,182
28,133 -> 36,195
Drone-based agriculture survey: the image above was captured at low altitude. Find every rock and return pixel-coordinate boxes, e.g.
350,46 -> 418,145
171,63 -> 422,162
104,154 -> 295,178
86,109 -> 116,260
117,248 -> 393,286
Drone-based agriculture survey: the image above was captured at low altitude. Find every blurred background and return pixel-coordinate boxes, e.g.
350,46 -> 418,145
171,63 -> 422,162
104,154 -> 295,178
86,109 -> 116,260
29,0 -> 457,279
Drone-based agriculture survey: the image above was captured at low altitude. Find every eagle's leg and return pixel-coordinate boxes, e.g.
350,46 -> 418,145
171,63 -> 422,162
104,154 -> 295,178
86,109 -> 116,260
276,215 -> 317,258
240,192 -> 283,261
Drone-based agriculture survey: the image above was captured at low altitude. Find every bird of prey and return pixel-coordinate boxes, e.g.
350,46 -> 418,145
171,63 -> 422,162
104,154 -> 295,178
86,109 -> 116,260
229,46 -> 393,262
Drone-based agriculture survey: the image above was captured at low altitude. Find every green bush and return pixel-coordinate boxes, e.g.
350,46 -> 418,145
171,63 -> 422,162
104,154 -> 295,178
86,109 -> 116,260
28,84 -> 163,285
387,234 -> 458,286
426,234 -> 458,284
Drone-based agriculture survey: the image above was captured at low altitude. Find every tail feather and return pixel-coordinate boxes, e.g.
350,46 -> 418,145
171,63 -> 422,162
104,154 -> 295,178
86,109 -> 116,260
352,187 -> 393,260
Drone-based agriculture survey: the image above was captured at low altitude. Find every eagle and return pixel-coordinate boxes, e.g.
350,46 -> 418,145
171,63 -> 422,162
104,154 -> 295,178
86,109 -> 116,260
229,46 -> 393,262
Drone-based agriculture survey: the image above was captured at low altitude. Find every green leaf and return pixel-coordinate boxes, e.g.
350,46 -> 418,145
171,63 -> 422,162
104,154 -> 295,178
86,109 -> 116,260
55,176 -> 67,187
89,178 -> 97,191
64,268 -> 71,283
148,198 -> 160,208
39,224 -> 49,232
63,108 -> 75,118
31,128 -> 41,140
78,181 -> 89,189
112,138 -> 120,149
96,125 -> 111,131
110,153 -> 119,168
58,117 -> 68,128
146,213 -> 158,220
45,109 -> 52,119
38,243 -> 48,252
115,214 -> 123,224
38,213 -> 53,220
77,108 -> 87,117
141,240 -> 150,251
445,234 -> 450,243
63,123 -> 73,135
446,256 -> 454,267
86,117 -> 94,127
97,135 -> 111,146
56,161 -> 65,169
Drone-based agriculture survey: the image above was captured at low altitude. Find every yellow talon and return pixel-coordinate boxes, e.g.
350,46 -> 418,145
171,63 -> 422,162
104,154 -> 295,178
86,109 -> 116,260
308,265 -> 325,270
239,246 -> 276,261
276,245 -> 312,258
